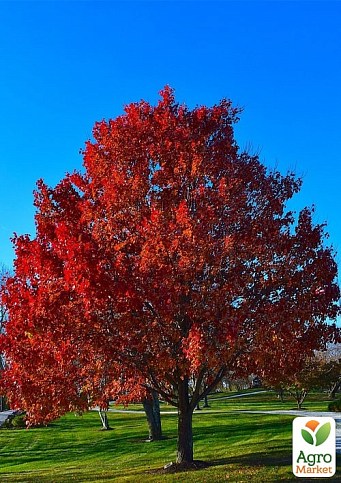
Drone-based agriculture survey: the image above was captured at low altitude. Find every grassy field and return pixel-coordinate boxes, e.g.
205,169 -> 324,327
0,391 -> 340,482
114,389 -> 334,413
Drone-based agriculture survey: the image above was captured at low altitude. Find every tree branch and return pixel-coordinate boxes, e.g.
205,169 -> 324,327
189,365 -> 207,410
196,365 -> 227,406
145,369 -> 178,407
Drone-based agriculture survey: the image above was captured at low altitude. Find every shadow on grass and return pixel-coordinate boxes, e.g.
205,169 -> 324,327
146,450 -> 292,477
193,413 -> 293,444
209,452 -> 341,483
147,451 -> 340,482
210,450 -> 291,467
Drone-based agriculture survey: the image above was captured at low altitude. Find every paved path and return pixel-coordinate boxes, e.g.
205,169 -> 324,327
208,390 -> 268,401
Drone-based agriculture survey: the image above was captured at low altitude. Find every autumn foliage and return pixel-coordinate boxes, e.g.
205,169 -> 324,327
0,87 -> 339,463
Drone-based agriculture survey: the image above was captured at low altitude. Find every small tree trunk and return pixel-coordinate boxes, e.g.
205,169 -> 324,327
177,377 -> 194,464
288,388 -> 307,410
329,380 -> 341,399
98,409 -> 110,430
295,390 -> 307,410
142,389 -> 162,441
277,388 -> 284,403
202,393 -> 209,408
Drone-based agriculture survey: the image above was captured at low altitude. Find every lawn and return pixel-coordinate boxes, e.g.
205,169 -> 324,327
204,389 -> 336,412
0,391 -> 339,482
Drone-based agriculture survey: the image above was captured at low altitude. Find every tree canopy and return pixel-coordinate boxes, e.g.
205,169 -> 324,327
0,87 -> 339,463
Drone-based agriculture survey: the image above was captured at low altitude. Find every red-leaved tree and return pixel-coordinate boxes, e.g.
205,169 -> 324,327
0,87 -> 339,464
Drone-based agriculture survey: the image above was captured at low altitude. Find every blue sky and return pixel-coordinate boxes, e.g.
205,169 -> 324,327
1,1 -> 340,281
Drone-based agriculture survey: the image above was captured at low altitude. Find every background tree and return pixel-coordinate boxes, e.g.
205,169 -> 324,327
142,389 -> 162,441
272,357 -> 321,409
313,345 -> 341,398
0,87 -> 339,465
261,343 -> 341,409
0,244 -> 162,436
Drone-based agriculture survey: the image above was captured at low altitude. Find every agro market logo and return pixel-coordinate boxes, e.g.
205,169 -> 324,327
301,419 -> 331,447
292,416 -> 336,478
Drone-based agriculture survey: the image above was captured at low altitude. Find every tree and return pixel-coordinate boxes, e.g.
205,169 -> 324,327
261,345 -> 341,409
0,87 -> 339,464
272,357 -> 320,410
314,345 -> 341,398
327,364 -> 341,399
142,389 -> 162,441
0,259 -> 142,428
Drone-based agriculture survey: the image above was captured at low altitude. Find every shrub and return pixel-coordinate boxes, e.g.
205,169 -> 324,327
1,418 -> 13,429
328,398 -> 341,412
11,414 -> 27,428
1,413 -> 27,429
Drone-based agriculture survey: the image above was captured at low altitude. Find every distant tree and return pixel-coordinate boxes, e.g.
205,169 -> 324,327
142,389 -> 162,441
314,345 -> 341,398
263,346 -> 341,409
0,88 -> 339,465
264,363 -> 313,410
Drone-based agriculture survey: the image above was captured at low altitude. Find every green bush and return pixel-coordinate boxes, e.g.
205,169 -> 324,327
1,413 -> 26,429
11,414 -> 27,428
328,398 -> 341,412
1,418 -> 13,429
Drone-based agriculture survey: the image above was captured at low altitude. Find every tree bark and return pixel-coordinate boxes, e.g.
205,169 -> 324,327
176,377 -> 194,464
329,380 -> 341,399
98,409 -> 110,430
293,390 -> 307,409
142,389 -> 162,441
276,387 -> 284,403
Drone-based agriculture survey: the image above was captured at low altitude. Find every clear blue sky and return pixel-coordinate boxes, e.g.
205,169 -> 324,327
1,1 -> 340,280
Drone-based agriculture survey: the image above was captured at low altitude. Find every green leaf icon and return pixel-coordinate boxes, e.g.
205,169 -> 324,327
301,429 -> 314,445
315,422 -> 331,446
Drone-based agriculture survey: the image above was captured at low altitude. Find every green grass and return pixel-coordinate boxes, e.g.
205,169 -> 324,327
115,389 -> 334,413
205,389 -> 335,412
0,392 -> 339,482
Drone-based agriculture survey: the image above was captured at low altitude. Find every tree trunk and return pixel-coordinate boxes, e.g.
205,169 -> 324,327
142,389 -> 162,441
277,387 -> 284,403
176,377 -> 194,464
295,390 -> 307,410
202,393 -> 209,408
98,409 -> 110,430
329,380 -> 341,399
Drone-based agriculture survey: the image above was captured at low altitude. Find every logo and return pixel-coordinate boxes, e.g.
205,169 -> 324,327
301,419 -> 331,446
293,417 -> 336,478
